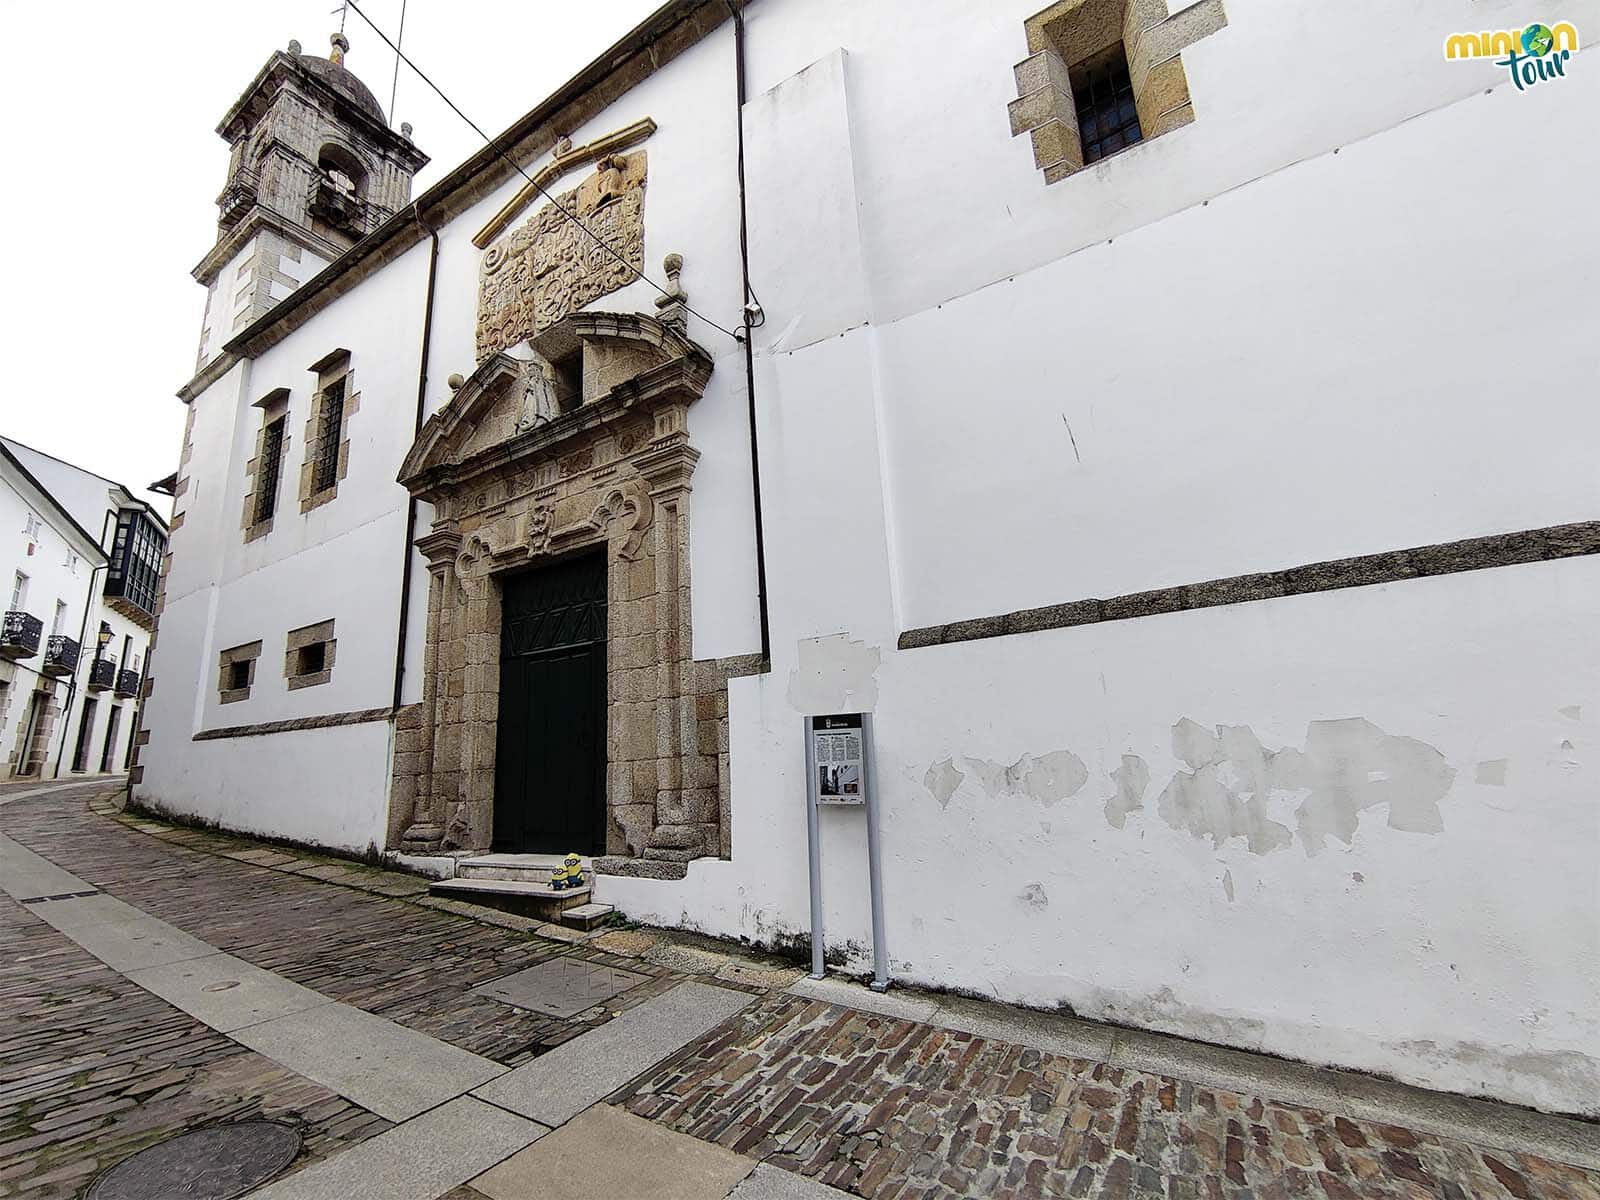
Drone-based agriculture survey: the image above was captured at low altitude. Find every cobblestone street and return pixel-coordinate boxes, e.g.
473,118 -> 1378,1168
1,781 -> 1597,1199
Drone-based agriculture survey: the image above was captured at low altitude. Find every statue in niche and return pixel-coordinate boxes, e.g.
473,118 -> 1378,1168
515,362 -> 561,434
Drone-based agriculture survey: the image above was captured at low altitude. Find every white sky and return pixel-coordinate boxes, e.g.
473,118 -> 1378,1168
0,0 -> 662,509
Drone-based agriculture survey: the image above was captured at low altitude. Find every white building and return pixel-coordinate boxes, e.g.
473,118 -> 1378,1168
1,438 -> 167,781
140,1 -> 1599,1116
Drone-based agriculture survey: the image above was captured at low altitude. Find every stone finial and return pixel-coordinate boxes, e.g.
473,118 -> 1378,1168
554,135 -> 573,157
287,38 -> 303,55
655,252 -> 688,332
401,122 -> 414,140
446,373 -> 465,391
330,32 -> 349,65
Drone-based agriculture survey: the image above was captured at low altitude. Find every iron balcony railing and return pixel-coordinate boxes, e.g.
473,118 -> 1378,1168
115,668 -> 141,699
0,610 -> 42,660
87,657 -> 116,692
42,635 -> 80,677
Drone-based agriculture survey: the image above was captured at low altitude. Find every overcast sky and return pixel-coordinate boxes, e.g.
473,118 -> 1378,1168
0,0 -> 661,509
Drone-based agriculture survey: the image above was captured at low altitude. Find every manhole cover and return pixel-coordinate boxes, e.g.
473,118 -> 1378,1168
472,957 -> 648,1017
86,1120 -> 301,1200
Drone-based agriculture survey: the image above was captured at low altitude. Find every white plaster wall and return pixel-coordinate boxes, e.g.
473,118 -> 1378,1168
0,471 -> 98,777
604,557 -> 1600,1116
602,0 -> 1600,1118
739,0 -> 1600,328
142,0 -> 1600,1115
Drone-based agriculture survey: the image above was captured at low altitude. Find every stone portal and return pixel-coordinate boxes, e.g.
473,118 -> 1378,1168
391,312 -> 755,878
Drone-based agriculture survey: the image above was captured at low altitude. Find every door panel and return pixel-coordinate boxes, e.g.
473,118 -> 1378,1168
494,554 -> 607,854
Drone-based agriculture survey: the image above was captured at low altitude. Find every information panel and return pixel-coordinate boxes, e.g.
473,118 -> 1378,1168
811,714 -> 865,805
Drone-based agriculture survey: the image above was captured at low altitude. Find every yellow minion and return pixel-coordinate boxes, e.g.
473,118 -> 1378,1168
550,852 -> 585,890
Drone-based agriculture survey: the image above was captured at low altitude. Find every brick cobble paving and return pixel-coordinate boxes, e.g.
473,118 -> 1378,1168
0,792 -> 706,1066
0,887 -> 388,1200
620,995 -> 1600,1200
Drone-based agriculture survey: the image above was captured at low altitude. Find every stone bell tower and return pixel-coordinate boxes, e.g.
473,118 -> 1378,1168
193,33 -> 429,368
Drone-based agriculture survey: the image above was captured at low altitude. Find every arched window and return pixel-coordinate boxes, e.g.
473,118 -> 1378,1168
311,143 -> 369,236
317,143 -> 367,199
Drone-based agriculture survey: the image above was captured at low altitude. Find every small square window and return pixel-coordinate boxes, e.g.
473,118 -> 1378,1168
217,639 -> 262,704
296,642 -> 326,676
284,619 -> 336,690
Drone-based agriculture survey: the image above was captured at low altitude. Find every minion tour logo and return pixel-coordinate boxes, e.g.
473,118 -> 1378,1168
1444,22 -> 1579,90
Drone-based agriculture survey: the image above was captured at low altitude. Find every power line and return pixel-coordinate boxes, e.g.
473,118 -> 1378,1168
343,0 -> 747,341
388,0 -> 407,125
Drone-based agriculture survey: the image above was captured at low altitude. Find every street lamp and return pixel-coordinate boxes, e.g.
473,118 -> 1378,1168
95,622 -> 112,661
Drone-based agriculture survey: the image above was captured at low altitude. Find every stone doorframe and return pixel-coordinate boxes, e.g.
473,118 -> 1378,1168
391,311 -> 753,878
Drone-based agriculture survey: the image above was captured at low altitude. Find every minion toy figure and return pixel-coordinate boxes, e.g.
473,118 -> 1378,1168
550,852 -> 585,891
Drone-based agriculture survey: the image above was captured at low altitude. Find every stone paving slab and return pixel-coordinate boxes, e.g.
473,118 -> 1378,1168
729,1163 -> 859,1199
249,1097 -> 546,1200
0,830 -> 97,900
471,956 -> 650,1018
0,887 -> 388,1200
233,1000 -> 508,1123
471,1104 -> 753,1200
27,892 -> 220,973
126,952 -> 330,1033
472,981 -> 753,1127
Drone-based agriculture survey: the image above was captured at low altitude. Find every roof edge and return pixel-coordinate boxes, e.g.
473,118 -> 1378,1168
0,441 -> 112,560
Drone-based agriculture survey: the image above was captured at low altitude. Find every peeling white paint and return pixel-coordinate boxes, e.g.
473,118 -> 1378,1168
1103,754 -> 1150,829
1474,759 -> 1508,786
1158,718 -> 1454,856
923,757 -> 964,808
960,749 -> 1088,805
786,634 -> 881,714
1018,882 -> 1048,910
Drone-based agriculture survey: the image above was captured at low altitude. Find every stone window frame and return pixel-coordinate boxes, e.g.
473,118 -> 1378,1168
242,388 -> 291,542
299,349 -> 357,513
1010,0 -> 1227,184
284,619 -> 336,690
217,640 -> 262,704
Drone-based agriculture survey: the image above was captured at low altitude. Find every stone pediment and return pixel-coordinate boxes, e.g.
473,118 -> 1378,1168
397,311 -> 713,502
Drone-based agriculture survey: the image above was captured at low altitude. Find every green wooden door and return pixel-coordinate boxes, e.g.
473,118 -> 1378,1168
494,553 -> 607,854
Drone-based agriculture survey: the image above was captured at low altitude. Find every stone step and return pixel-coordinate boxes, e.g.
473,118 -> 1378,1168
558,902 -> 616,931
456,853 -> 590,884
429,876 -> 592,922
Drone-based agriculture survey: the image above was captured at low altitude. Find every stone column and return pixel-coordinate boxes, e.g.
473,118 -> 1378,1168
401,527 -> 461,851
633,409 -> 709,857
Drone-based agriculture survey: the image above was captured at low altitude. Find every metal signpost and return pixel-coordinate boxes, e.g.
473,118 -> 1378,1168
803,712 -> 889,991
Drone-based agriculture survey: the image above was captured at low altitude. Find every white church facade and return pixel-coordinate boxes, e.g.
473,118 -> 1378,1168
140,1 -> 1599,1117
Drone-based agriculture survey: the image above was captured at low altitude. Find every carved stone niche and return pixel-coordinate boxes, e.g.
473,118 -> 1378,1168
392,311 -> 739,876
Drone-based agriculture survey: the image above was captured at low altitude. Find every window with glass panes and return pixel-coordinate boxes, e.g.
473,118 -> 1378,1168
313,377 -> 346,494
1069,43 -> 1142,164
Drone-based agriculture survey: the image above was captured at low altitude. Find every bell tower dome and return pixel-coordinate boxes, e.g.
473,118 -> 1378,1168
193,34 -> 429,368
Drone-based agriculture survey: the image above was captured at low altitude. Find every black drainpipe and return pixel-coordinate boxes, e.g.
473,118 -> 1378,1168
392,211 -> 440,712
54,510 -> 114,777
728,1 -> 771,665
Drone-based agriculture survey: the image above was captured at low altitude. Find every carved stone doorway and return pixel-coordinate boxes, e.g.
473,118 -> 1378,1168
390,311 -> 759,878
493,551 -> 607,854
